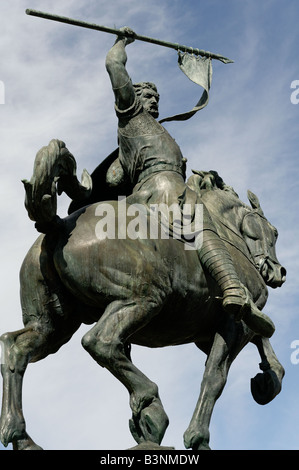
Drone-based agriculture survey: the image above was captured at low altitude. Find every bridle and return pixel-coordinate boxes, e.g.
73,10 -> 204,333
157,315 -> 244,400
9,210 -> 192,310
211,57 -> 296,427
242,209 -> 277,275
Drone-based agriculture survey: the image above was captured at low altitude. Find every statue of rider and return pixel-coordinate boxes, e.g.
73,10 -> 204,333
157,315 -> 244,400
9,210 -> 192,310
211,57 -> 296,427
105,27 -> 274,338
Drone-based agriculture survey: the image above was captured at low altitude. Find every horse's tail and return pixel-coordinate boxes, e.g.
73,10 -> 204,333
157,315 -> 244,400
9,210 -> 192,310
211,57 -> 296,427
22,139 -> 92,233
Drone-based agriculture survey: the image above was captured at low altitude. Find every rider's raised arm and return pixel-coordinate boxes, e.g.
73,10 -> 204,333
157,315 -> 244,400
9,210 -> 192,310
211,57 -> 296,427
105,28 -> 136,111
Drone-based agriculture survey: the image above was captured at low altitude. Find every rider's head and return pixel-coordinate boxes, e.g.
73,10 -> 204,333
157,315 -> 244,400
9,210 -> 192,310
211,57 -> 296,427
133,82 -> 159,118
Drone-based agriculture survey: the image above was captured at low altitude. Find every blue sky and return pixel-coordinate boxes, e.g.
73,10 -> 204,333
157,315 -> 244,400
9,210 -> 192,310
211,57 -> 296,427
0,0 -> 298,451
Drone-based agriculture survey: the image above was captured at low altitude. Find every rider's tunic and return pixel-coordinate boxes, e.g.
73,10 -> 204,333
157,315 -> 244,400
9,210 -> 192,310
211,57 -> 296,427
115,95 -> 199,238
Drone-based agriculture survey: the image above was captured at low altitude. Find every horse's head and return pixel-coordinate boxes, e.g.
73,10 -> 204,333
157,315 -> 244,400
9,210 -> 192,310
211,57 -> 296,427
241,190 -> 286,288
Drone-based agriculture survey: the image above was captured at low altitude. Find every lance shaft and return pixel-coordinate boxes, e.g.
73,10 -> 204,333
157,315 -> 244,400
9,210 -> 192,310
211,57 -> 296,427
25,9 -> 233,64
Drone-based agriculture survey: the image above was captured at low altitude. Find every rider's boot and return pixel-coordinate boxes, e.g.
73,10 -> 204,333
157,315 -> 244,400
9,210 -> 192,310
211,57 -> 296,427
196,226 -> 275,338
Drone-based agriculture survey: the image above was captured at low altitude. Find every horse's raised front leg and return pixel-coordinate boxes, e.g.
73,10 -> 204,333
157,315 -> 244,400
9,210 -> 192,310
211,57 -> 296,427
250,336 -> 285,405
82,299 -> 169,446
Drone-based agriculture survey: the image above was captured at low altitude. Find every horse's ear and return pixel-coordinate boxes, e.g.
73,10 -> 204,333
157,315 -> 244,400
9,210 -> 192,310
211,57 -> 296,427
247,190 -> 264,215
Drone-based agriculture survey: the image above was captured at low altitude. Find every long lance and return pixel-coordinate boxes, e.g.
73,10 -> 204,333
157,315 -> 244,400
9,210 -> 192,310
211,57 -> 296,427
25,9 -> 234,64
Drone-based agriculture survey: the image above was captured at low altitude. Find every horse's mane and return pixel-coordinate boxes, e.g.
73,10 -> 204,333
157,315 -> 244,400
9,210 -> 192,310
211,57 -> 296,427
186,169 -> 252,255
187,169 -> 239,199
187,170 -> 264,220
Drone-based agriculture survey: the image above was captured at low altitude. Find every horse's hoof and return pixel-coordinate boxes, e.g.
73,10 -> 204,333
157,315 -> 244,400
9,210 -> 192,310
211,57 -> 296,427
129,397 -> 169,445
0,417 -> 26,448
183,428 -> 211,450
251,369 -> 282,405
13,433 -> 43,450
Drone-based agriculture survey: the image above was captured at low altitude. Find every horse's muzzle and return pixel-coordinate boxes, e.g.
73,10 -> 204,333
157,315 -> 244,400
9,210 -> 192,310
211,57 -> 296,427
264,260 -> 287,288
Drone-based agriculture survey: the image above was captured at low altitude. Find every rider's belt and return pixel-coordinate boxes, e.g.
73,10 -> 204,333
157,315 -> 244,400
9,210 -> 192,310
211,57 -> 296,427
137,162 -> 184,183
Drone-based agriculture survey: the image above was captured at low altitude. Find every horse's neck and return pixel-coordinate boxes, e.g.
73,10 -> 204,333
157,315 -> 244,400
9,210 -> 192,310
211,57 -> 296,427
201,189 -> 244,229
201,189 -> 252,258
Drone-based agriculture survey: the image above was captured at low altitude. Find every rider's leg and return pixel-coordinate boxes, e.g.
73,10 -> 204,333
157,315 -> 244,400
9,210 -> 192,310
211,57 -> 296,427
195,208 -> 275,338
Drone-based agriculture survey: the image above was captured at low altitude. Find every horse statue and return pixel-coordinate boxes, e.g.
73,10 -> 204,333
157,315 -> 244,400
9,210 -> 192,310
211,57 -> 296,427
0,139 -> 286,450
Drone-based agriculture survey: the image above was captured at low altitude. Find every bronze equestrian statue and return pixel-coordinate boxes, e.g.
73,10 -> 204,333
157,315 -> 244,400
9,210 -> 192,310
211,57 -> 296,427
104,27 -> 275,338
0,27 -> 286,450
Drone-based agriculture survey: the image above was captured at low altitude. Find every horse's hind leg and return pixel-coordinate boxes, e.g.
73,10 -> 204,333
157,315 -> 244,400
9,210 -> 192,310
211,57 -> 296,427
0,315 -> 81,450
0,314 -> 81,449
82,299 -> 169,446
0,239 -> 81,450
0,325 -> 45,449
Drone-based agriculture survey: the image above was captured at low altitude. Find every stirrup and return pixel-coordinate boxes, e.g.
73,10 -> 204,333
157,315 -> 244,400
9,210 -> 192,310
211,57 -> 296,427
241,303 -> 275,338
222,286 -> 275,338
222,286 -> 250,321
